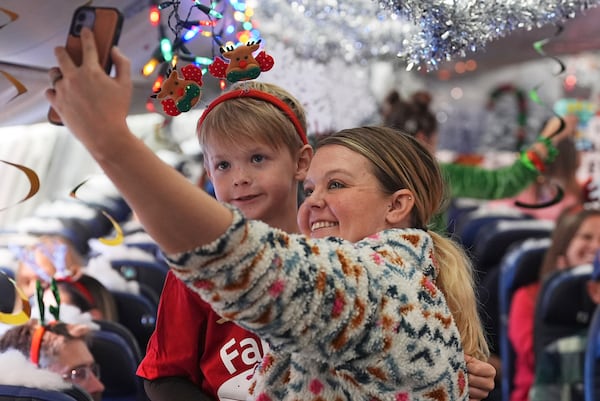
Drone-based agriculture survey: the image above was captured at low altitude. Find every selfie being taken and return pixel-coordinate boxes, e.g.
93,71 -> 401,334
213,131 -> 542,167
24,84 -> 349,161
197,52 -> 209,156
1,1 -> 600,401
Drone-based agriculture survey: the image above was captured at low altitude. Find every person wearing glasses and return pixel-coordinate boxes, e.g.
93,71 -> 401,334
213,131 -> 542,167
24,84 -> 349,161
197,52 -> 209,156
0,318 -> 105,401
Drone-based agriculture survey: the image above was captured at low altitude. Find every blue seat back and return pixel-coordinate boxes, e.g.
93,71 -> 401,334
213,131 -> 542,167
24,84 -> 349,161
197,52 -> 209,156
455,208 -> 531,251
534,265 -> 596,362
472,219 -> 553,278
110,259 -> 168,300
0,385 -> 85,401
89,330 -> 146,401
110,291 -> 157,352
584,305 -> 600,401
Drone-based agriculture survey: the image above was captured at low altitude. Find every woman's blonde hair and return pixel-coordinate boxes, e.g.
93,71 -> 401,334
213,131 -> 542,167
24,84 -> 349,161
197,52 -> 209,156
317,126 -> 490,360
196,81 -> 307,157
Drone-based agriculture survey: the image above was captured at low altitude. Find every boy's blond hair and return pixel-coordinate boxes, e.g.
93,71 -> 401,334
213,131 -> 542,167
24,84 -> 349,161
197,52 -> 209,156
197,81 -> 307,157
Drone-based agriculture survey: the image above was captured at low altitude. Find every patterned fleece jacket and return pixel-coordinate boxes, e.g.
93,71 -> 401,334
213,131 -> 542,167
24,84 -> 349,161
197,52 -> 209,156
168,207 -> 468,401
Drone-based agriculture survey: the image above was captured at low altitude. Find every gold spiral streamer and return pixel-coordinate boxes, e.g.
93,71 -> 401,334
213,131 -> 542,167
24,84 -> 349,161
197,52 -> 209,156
70,178 -> 124,246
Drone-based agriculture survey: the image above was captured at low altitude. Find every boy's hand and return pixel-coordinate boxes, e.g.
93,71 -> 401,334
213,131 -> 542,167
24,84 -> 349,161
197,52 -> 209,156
465,354 -> 496,401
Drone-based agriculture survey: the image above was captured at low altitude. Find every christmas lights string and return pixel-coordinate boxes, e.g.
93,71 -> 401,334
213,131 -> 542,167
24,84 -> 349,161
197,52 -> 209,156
144,1 -> 224,80
145,0 -> 262,112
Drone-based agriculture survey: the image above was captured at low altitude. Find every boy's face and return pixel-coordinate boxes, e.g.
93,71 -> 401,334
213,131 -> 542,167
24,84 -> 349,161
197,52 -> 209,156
204,136 -> 304,229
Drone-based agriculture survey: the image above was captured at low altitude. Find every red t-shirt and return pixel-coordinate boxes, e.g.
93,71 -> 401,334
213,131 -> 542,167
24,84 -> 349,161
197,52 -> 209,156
137,271 -> 268,401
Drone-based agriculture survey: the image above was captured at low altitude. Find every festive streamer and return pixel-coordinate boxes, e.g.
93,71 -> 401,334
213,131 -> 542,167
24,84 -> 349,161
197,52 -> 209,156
0,160 -> 40,211
70,179 -> 124,246
513,24 -> 568,209
0,70 -> 27,102
515,185 -> 565,209
528,25 -> 567,108
0,7 -> 18,29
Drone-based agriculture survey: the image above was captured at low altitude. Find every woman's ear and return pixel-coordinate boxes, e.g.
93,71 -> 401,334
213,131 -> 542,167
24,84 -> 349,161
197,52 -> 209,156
386,189 -> 415,226
295,144 -> 313,181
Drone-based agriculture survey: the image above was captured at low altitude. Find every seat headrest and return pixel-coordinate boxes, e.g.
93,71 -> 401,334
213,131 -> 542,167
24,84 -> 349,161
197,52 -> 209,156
539,264 -> 595,327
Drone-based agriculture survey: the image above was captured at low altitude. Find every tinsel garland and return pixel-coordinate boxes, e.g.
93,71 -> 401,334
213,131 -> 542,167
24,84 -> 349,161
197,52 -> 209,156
254,0 -> 600,69
380,0 -> 600,69
254,0 -> 417,63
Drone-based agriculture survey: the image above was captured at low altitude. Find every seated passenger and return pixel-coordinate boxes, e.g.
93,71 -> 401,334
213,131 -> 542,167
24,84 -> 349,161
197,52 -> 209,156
530,250 -> 600,401
0,319 -> 105,401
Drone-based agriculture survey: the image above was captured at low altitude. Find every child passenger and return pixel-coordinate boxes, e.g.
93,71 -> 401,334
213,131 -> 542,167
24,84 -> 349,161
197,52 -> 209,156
138,81 -> 313,401
47,28 -> 492,401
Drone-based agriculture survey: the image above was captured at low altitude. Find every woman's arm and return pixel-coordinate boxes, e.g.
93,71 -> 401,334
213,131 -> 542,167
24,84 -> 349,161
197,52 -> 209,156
45,28 -> 231,254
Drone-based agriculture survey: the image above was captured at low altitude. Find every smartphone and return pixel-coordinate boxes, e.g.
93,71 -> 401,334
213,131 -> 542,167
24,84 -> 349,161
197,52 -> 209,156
48,6 -> 123,125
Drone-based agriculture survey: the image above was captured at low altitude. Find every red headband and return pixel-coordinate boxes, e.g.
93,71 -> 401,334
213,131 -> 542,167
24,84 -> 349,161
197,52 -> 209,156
197,89 -> 308,145
30,325 -> 47,366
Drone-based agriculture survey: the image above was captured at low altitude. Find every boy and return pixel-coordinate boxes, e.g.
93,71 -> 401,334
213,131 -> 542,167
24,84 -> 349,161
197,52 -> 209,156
137,81 -> 312,401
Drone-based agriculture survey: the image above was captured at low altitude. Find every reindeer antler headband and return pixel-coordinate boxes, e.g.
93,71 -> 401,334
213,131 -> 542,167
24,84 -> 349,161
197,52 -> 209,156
197,89 -> 308,146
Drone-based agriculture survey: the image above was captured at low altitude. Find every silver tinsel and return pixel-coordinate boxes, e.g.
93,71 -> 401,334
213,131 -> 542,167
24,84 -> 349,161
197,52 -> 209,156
253,0 -> 599,69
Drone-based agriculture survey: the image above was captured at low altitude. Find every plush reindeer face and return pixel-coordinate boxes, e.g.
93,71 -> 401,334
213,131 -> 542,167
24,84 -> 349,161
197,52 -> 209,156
208,40 -> 274,83
221,42 -> 261,73
153,65 -> 203,116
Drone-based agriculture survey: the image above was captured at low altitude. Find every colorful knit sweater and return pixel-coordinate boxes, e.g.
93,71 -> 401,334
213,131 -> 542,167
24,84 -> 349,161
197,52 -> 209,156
168,207 -> 468,401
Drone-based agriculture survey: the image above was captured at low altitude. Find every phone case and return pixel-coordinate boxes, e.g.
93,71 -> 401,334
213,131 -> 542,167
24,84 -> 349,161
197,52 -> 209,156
48,6 -> 123,126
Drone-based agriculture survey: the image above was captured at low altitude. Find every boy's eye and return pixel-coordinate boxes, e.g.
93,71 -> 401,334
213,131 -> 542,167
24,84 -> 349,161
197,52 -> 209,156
251,154 -> 265,163
303,187 -> 313,197
216,161 -> 230,170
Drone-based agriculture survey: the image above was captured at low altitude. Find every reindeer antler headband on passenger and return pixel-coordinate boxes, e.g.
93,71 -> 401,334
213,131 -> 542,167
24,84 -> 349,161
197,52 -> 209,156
29,278 -> 61,366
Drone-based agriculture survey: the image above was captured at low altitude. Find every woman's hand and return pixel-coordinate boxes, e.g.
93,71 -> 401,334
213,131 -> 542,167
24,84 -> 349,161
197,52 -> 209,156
465,354 -> 496,401
45,27 -> 132,150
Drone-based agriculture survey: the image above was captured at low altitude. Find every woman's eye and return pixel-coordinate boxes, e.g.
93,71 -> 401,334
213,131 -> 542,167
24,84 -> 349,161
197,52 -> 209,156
328,181 -> 344,190
251,155 -> 265,163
